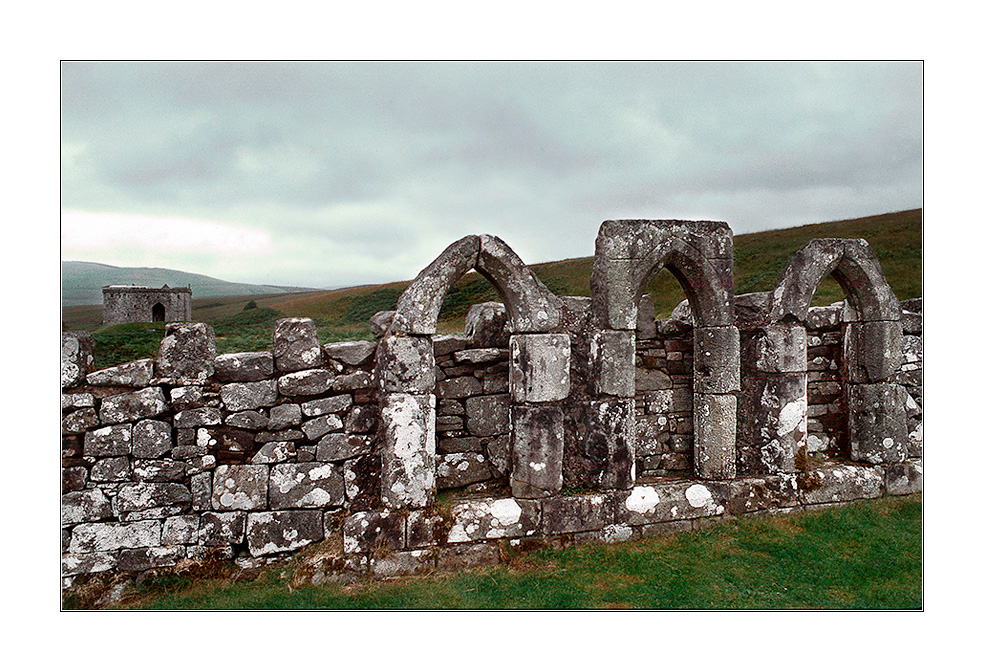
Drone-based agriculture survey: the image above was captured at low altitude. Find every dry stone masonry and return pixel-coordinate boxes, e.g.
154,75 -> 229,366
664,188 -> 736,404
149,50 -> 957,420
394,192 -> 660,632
62,221 -> 922,586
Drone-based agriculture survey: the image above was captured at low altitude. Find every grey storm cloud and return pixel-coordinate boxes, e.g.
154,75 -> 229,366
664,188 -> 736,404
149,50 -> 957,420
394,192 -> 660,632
61,61 -> 922,288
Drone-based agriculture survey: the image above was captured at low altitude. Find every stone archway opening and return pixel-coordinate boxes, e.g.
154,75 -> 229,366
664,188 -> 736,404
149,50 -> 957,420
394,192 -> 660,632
151,302 -> 166,322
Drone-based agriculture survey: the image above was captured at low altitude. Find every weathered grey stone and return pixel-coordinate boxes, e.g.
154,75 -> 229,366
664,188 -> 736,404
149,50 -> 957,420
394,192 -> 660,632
372,549 -> 434,577
169,385 -> 204,411
344,405 -> 378,434
278,369 -> 333,396
162,515 -> 199,545
435,542 -> 500,570
211,465 -> 269,511
250,441 -> 295,464
316,433 -> 372,462
379,393 -> 436,509
323,340 -> 376,367
590,330 -> 635,397
226,410 -> 268,430
376,335 -> 436,394
844,320 -> 903,383
247,510 -> 325,556
510,404 -> 564,498
301,414 -> 344,441
454,348 -> 508,365
191,472 -> 211,511
91,456 -> 132,482
62,552 -> 117,577
509,333 -> 571,403
635,415 -> 670,457
848,382 -> 908,464
84,424 -> 132,457
158,323 -> 216,382
464,394 -> 509,437
885,460 -> 923,496
754,324 -> 808,373
213,351 -> 274,382
269,462 -> 344,509
801,464 -> 884,504
475,235 -> 563,333
727,475 -> 799,515
433,334 -> 471,357
69,520 -> 162,553
63,408 -> 100,435
806,304 -> 843,330
694,393 -> 737,479
62,331 -> 96,388
636,365 -> 673,391
465,302 -> 508,347
62,489 -> 113,526
436,375 -> 483,398
267,403 -> 301,430
618,481 -> 728,525
62,393 -> 95,412
542,493 -> 615,534
300,395 -> 352,418
369,310 -> 396,340
174,407 -> 222,428
129,419 -> 172,459
332,370 -> 373,391
85,359 -> 155,388
273,317 -> 322,372
199,511 -> 246,546
906,421 -> 923,458
636,294 -> 658,340
446,497 -> 540,543
585,399 -> 636,490
99,387 -> 168,425
119,546 -> 185,572
133,459 -> 185,482
117,482 -> 191,517
437,452 -> 493,489
738,373 -> 807,474
220,380 -> 278,412
343,510 -> 406,554
392,236 -> 481,335
693,325 -> 740,394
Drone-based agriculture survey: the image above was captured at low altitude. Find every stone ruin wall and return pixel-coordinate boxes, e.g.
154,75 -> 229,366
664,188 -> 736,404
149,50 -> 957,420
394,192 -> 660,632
102,286 -> 192,325
61,221 -> 923,586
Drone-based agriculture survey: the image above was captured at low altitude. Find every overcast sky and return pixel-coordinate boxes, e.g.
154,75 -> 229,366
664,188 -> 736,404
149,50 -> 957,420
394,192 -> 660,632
60,61 -> 922,289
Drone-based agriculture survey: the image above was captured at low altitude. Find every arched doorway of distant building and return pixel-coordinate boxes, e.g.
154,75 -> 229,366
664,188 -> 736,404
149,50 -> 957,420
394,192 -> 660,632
151,303 -> 166,322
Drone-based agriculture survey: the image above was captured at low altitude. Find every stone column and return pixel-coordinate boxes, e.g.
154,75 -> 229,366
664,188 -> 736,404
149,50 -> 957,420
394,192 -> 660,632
376,336 -> 438,508
749,323 -> 808,474
587,330 -> 637,489
509,333 -> 570,498
693,325 -> 740,478
844,320 -> 907,463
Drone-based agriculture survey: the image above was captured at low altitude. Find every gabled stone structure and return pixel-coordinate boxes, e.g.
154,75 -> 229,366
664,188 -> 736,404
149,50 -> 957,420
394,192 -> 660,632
102,285 -> 192,325
62,220 -> 922,591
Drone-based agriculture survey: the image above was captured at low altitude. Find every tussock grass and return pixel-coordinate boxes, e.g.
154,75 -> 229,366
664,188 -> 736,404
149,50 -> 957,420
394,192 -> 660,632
100,494 -> 920,611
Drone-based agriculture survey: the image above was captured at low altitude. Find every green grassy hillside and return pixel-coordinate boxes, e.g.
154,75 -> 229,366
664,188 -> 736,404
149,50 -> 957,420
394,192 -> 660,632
65,209 -> 921,370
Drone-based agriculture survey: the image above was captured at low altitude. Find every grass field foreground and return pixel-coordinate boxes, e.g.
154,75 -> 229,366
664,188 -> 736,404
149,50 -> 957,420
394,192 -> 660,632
68,494 -> 921,610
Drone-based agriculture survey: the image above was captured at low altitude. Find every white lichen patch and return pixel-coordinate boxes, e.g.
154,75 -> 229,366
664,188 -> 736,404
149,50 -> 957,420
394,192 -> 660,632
778,399 -> 807,437
625,486 -> 660,514
685,484 -> 713,508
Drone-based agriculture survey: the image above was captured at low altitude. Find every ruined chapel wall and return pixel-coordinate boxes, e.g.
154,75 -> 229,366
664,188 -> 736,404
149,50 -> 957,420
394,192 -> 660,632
103,287 -> 192,325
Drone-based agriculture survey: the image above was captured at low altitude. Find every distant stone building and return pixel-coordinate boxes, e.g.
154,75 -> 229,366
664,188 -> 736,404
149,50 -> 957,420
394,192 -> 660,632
102,285 -> 192,325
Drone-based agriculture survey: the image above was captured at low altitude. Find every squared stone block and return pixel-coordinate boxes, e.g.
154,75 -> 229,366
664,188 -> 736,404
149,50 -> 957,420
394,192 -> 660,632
247,510 -> 324,556
68,520 -> 161,553
83,424 -> 132,457
585,399 -> 636,489
99,387 -> 168,425
844,320 -> 903,383
343,510 -> 406,553
220,380 -> 279,412
198,511 -> 246,546
446,497 -> 540,543
376,335 -> 436,394
117,482 -> 191,516
158,323 -> 216,382
693,325 -> 740,394
590,330 -> 635,397
694,393 -> 737,479
542,493 -> 615,534
273,317 -> 323,372
380,394 -> 436,509
211,465 -> 269,511
465,394 -> 509,436
269,462 -> 344,509
213,351 -> 275,382
510,404 -> 564,498
509,333 -> 571,403
132,419 -> 173,459
848,382 -> 908,464
885,460 -> 923,496
754,324 -> 807,373
737,373 -> 807,475
617,481 -> 728,526
278,369 -> 333,397
437,452 -> 493,489
801,464 -> 884,504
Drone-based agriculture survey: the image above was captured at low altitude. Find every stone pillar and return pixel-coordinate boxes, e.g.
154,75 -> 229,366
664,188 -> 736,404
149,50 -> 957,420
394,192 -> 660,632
692,325 -> 740,478
749,323 -> 808,474
844,320 -> 907,464
587,330 -> 637,489
509,334 -> 570,498
376,336 -> 438,508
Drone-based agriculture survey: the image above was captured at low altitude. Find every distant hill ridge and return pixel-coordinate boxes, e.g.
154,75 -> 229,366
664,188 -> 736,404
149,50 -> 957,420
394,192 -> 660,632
61,261 -> 322,307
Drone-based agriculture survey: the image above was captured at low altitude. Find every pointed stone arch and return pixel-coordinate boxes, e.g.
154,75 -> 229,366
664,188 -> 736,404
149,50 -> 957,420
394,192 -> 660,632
755,238 -> 906,471
151,302 -> 166,322
378,235 -> 568,510
589,220 -> 738,481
